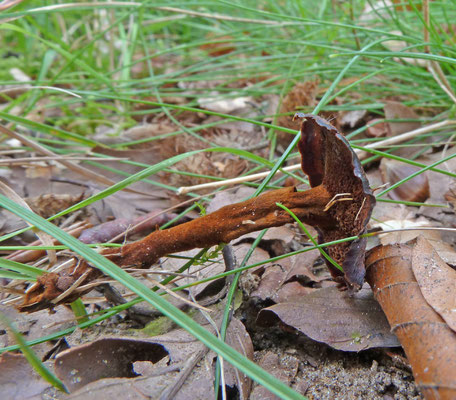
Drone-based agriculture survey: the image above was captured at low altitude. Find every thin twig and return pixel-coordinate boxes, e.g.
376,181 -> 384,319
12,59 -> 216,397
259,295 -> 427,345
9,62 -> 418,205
8,3 -> 284,25
159,346 -> 209,400
156,6 -> 285,25
422,0 -> 456,104
0,156 -> 126,165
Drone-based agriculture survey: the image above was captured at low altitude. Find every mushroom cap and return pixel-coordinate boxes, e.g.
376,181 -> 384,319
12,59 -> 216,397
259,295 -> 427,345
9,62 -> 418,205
296,113 -> 376,290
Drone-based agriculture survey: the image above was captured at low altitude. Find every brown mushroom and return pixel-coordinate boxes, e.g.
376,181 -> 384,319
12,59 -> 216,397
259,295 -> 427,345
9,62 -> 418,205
296,113 -> 376,290
19,115 -> 375,312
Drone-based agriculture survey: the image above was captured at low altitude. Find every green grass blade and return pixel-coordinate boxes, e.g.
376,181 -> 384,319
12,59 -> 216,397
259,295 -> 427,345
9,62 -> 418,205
276,203 -> 343,272
0,258 -> 44,278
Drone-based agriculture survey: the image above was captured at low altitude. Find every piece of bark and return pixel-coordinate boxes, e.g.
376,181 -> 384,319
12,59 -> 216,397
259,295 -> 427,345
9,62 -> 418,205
0,352 -> 52,399
366,242 -> 456,399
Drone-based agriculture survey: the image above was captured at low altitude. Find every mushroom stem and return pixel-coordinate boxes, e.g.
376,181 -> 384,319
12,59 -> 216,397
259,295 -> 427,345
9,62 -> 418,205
19,185 -> 333,312
18,114 -> 375,312
102,185 -> 333,268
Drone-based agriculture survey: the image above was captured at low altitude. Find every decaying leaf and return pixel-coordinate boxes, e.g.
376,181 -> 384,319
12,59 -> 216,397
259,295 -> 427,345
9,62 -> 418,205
55,317 -> 253,398
444,181 -> 456,209
366,242 -> 456,399
381,35 -> 429,67
256,286 -> 399,352
78,210 -> 178,244
340,109 -> 367,129
380,159 -> 430,202
55,337 -> 170,392
160,248 -> 226,299
0,352 -> 52,399
365,118 -> 390,138
250,250 -> 326,303
200,34 -> 236,57
412,236 -> 456,333
384,101 -> 421,135
382,101 -> 424,158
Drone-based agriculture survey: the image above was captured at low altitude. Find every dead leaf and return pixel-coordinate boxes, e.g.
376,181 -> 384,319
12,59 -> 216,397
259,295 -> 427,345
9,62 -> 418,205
381,32 -> 428,67
444,181 -> 456,209
373,204 -> 435,245
54,337 -> 170,392
372,203 -> 456,265
366,243 -> 456,399
221,317 -> 254,399
0,352 -> 52,399
250,250 -> 323,303
206,186 -> 255,214
161,247 -> 226,299
384,101 -> 421,138
200,34 -> 236,57
256,286 -> 400,351
55,317 -> 253,398
412,236 -> 456,332
380,158 -> 429,202
65,374 -> 179,400
365,118 -> 390,138
340,109 -> 367,129
197,93 -> 253,113
420,146 -> 456,203
78,210 -> 177,244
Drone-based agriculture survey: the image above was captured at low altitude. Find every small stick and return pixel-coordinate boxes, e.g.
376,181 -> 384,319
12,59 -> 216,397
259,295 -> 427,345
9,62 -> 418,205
159,346 -> 209,400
